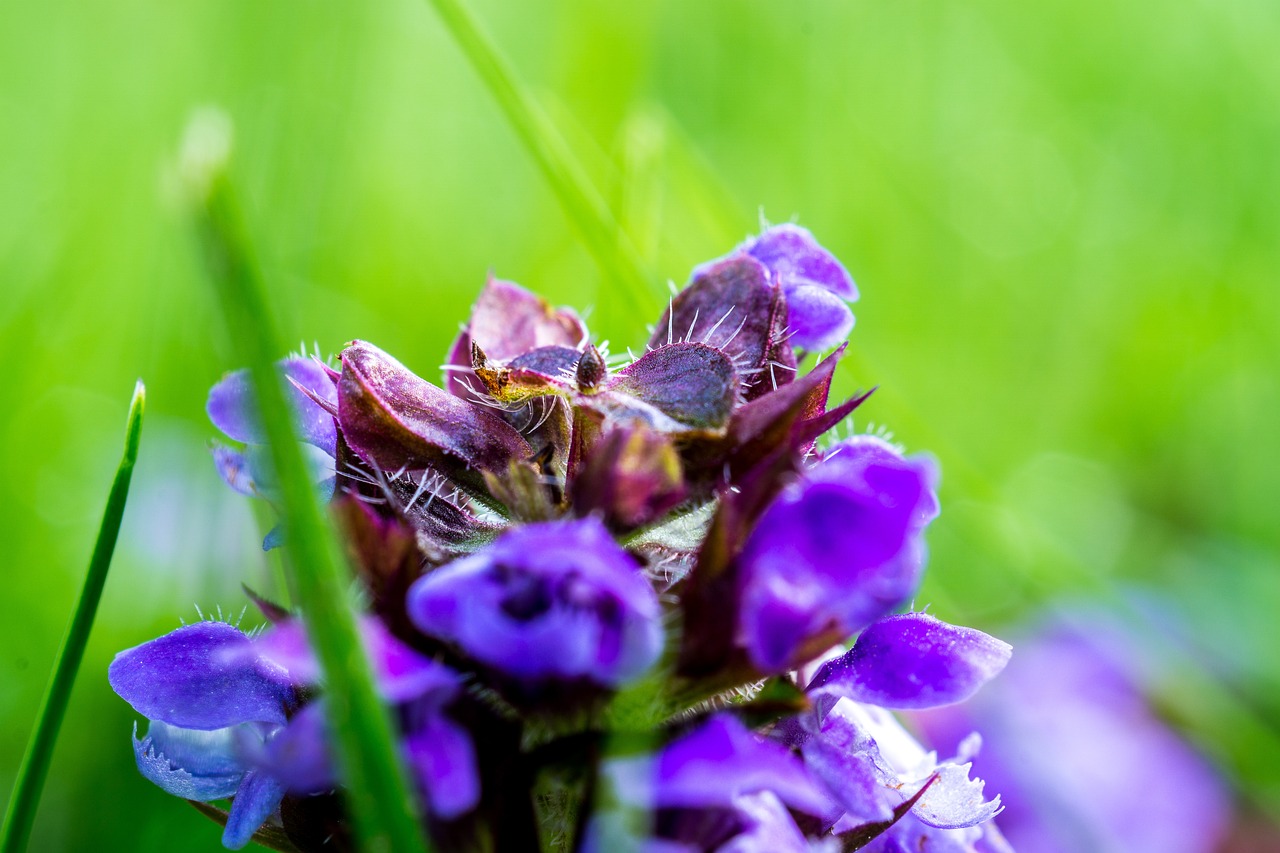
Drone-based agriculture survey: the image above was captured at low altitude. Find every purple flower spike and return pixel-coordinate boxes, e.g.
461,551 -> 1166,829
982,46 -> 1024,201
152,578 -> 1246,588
407,517 -> 663,688
745,224 -> 857,352
108,621 -> 294,730
736,437 -> 939,672
809,613 -> 1012,709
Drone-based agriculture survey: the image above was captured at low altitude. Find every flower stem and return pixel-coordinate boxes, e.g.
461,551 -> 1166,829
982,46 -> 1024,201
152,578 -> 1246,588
188,116 -> 430,853
0,381 -> 145,853
422,0 -> 659,316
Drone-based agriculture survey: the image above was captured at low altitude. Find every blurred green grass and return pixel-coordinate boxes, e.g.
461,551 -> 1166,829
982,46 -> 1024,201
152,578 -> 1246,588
2,0 -> 1278,848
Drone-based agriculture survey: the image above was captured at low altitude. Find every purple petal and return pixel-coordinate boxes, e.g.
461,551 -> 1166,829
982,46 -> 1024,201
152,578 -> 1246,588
720,792 -> 815,853
745,224 -> 858,301
810,613 -> 1011,710
407,518 -> 662,687
337,340 -> 532,475
782,283 -> 855,352
253,617 -> 460,704
212,446 -> 258,496
736,437 -> 941,672
109,622 -> 293,729
132,721 -> 244,801
244,703 -> 336,794
404,715 -> 481,819
207,357 -> 338,454
656,715 -> 830,815
222,770 -> 285,850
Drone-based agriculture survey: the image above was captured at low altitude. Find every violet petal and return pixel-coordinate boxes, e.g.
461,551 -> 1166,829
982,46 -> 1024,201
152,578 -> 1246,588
404,714 -> 481,819
207,358 -> 338,453
745,223 -> 858,301
253,617 -> 459,704
109,622 -> 293,729
655,715 -> 830,816
222,769 -> 286,850
782,283 -> 855,352
810,613 -> 1012,709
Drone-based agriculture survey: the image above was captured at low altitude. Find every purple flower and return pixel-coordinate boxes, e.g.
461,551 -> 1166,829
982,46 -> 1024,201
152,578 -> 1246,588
912,616 -> 1231,853
696,224 -> 858,353
583,715 -> 831,852
108,621 -> 296,849
109,616 -> 479,848
735,436 -> 939,673
407,517 -> 663,689
207,356 -> 339,548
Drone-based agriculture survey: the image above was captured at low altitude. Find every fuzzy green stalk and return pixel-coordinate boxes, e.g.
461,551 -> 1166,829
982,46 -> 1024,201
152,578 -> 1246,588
0,382 -> 145,853
190,131 -> 430,852
422,0 -> 659,316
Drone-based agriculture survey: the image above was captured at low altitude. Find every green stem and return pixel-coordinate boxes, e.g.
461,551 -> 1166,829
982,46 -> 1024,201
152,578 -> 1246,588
0,382 -> 145,853
422,0 -> 659,316
196,165 -> 430,852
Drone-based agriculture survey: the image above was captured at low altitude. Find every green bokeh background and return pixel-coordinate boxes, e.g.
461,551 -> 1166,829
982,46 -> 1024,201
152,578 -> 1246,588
3,0 -> 1278,849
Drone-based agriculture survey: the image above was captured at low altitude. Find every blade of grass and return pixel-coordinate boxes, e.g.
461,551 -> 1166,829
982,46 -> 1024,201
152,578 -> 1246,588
1,381 -> 145,853
421,0 -> 659,316
181,112 -> 429,853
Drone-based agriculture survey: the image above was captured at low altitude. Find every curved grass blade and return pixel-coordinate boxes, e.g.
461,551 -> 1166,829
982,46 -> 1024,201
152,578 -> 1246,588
0,381 -> 145,853
183,113 -> 430,853
422,0 -> 659,316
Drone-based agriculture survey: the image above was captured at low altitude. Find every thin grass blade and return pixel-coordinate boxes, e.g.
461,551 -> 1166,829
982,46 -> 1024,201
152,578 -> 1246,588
181,112 -> 430,853
0,381 -> 145,853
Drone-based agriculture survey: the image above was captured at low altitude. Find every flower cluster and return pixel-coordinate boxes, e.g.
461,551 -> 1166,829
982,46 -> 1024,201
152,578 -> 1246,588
110,225 -> 1013,851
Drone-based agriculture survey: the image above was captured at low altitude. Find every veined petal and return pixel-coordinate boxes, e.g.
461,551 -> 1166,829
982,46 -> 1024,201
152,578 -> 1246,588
809,613 -> 1012,709
109,621 -> 293,729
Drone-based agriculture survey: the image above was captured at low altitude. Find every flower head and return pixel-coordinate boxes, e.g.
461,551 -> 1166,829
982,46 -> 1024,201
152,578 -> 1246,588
115,223 -> 1015,852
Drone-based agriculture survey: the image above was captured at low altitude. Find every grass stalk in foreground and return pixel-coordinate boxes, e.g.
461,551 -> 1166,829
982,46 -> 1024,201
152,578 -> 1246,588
0,382 -> 145,853
423,0 -> 659,316
184,112 -> 430,853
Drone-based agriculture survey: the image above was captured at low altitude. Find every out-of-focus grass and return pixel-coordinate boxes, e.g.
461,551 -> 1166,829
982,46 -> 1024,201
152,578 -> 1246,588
1,0 -> 1277,848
